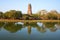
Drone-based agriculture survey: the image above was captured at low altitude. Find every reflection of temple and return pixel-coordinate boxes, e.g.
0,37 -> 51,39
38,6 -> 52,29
55,24 -> 60,29
49,27 -> 57,32
27,3 -> 32,16
28,26 -> 31,34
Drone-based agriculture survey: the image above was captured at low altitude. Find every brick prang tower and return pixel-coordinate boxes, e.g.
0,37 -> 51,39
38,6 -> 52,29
27,3 -> 32,16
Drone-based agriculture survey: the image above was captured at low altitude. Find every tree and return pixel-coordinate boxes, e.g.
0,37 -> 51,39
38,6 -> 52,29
4,10 -> 22,19
46,12 -> 58,20
13,11 -> 22,19
4,10 -> 16,19
0,12 -> 3,19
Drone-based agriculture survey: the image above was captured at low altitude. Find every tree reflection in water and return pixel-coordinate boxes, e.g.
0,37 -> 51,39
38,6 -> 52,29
4,22 -> 23,33
0,22 -> 5,31
24,22 -> 46,34
0,22 -> 60,34
43,22 -> 57,32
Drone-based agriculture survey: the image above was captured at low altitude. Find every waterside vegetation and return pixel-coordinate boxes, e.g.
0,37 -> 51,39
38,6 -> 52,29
0,10 -> 60,20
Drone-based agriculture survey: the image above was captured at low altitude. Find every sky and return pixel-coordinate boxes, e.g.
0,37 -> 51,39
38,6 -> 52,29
0,0 -> 60,13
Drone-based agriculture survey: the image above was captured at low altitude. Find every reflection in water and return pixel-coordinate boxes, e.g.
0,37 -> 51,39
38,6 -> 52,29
28,26 -> 31,34
0,22 -> 5,31
37,22 -> 43,27
55,23 -> 60,29
4,22 -> 23,33
43,22 -> 57,32
0,22 -> 60,40
15,22 -> 24,25
0,22 -> 60,33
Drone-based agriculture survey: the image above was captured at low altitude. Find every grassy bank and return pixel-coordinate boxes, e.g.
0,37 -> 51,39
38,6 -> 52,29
0,19 -> 60,22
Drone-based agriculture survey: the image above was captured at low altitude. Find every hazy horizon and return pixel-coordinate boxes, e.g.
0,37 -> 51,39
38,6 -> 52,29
0,0 -> 60,13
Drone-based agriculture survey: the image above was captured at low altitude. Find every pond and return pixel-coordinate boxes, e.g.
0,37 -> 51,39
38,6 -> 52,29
0,22 -> 60,40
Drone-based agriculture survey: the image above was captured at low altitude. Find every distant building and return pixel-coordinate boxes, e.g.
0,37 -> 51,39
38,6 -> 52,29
50,10 -> 58,14
27,3 -> 32,16
38,10 -> 47,15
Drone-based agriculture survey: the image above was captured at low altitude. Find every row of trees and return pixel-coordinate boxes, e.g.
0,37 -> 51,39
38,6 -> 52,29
0,10 -> 60,20
0,10 -> 22,19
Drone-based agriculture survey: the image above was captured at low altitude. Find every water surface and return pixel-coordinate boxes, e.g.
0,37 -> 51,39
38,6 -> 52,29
0,22 -> 60,40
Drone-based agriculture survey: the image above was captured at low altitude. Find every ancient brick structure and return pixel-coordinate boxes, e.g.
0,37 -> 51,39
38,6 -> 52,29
27,4 -> 32,16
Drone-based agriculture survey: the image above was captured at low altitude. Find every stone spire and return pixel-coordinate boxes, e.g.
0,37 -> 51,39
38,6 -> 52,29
27,3 -> 32,16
